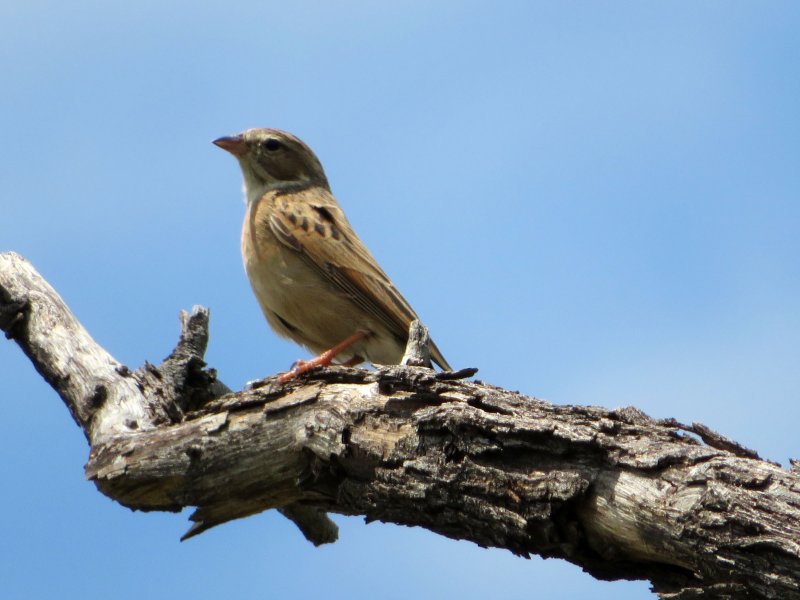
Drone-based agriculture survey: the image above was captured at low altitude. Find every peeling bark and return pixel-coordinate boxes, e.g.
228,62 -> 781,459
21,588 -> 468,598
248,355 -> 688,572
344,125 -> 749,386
2,251 -> 799,600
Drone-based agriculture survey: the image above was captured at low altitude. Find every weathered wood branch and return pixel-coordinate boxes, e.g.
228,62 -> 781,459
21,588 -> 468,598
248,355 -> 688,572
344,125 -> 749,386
2,251 -> 799,600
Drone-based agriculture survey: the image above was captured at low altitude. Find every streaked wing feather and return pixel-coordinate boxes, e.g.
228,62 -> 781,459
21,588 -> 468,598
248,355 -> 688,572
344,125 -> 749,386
266,188 -> 450,369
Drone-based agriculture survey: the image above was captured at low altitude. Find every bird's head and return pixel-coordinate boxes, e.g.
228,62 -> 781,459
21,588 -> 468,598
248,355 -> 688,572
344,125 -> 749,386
214,128 -> 329,202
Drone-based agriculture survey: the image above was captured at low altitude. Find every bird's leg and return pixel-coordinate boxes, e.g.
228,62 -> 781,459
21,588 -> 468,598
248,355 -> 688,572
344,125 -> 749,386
278,330 -> 369,383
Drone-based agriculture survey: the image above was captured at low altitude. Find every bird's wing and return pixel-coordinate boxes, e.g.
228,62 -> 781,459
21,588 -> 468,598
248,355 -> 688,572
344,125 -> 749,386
265,187 -> 450,370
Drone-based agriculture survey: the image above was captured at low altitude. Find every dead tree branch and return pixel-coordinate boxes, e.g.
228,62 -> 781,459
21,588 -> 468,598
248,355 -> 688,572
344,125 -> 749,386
2,251 -> 799,600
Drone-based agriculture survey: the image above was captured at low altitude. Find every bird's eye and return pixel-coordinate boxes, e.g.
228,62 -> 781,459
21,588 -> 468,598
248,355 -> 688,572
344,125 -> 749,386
264,138 -> 283,151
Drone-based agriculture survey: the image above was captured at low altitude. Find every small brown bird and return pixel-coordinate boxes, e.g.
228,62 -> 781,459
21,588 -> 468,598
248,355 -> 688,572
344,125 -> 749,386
213,128 -> 450,381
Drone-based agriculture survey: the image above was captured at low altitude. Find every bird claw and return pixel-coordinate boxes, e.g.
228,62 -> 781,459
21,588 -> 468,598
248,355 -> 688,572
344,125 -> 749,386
277,360 -> 308,383
276,330 -> 369,384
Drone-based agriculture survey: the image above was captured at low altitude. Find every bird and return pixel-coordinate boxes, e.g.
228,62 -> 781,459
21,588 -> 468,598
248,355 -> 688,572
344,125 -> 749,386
213,128 -> 450,381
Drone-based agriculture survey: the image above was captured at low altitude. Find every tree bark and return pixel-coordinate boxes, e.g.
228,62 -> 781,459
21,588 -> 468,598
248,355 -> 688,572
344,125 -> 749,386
2,251 -> 799,600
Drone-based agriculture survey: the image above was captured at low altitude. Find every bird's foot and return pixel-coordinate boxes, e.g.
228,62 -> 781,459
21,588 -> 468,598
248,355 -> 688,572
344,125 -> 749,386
277,330 -> 369,383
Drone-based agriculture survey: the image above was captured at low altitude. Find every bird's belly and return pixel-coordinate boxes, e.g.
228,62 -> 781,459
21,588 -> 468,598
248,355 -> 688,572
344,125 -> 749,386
242,227 -> 403,363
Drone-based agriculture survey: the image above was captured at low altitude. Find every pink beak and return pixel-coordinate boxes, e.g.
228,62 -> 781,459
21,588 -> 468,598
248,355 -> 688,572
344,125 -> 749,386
213,135 -> 247,157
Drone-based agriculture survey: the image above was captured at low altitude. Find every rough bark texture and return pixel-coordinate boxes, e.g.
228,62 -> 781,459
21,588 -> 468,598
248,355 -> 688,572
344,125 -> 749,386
2,251 -> 799,599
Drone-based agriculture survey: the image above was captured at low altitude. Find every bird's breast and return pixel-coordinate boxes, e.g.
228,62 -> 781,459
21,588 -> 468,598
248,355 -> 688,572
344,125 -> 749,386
241,198 -> 303,305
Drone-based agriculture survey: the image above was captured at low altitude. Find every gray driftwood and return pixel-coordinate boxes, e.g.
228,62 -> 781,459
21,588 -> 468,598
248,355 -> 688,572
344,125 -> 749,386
2,251 -> 799,600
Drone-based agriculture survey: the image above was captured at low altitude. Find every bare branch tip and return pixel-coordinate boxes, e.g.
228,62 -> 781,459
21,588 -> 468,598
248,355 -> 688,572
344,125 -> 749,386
401,319 -> 432,368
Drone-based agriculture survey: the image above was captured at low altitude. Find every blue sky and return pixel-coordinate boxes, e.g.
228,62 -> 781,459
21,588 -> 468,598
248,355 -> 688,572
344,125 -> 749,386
1,2 -> 798,598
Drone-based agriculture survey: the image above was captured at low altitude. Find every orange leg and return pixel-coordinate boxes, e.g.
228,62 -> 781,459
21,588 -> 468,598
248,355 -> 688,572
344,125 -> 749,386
278,330 -> 369,383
